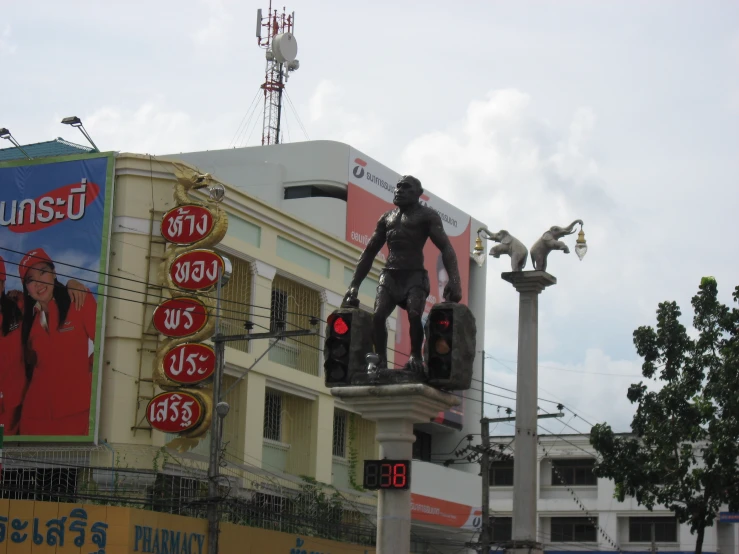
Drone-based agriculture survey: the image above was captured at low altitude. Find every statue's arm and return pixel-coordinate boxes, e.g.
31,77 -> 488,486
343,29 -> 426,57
343,215 -> 387,306
428,212 -> 463,302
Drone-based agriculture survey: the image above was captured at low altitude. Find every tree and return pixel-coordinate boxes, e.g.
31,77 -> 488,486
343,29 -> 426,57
590,277 -> 739,554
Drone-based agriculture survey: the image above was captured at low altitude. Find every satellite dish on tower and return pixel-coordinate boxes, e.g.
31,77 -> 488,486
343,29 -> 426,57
270,32 -> 298,63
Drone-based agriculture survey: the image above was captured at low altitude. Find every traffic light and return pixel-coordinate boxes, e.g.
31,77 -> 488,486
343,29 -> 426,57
324,308 -> 373,387
424,303 -> 476,390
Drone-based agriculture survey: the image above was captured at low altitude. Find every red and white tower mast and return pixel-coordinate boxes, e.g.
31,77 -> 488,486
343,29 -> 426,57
256,3 -> 299,145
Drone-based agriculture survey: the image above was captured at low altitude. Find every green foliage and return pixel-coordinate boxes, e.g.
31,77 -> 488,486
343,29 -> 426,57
591,278 -> 739,554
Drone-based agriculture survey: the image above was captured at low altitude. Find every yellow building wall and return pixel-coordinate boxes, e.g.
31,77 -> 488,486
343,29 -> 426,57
101,154 -> 388,484
0,500 -> 373,554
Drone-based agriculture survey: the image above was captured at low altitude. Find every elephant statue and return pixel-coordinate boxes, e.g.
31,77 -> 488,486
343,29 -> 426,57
480,229 -> 528,272
530,219 -> 583,271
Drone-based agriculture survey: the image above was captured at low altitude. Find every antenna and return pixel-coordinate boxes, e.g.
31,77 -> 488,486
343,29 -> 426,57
256,1 -> 299,145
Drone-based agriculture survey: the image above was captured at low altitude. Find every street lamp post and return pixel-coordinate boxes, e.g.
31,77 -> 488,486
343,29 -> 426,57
472,222 -> 587,554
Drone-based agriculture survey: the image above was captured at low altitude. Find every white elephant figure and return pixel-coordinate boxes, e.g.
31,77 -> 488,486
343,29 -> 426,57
530,219 -> 583,271
480,229 -> 528,272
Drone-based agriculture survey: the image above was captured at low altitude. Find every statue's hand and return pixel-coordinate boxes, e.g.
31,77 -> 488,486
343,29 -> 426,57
341,287 -> 360,308
443,281 -> 463,303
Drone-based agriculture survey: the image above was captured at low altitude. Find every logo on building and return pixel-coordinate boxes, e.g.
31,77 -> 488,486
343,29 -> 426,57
352,158 -> 367,179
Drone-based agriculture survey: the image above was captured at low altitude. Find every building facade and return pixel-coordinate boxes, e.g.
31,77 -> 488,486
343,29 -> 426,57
488,434 -> 737,554
0,143 -> 487,553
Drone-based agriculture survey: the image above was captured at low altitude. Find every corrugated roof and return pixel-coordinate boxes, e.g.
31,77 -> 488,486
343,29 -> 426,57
0,137 -> 95,162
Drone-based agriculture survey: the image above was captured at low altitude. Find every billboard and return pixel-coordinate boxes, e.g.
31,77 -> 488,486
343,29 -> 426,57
346,148 -> 471,429
0,153 -> 114,441
411,493 -> 482,530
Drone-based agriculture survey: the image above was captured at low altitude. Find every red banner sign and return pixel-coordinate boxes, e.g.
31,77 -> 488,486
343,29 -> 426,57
162,343 -> 216,384
152,297 -> 208,338
160,205 -> 214,245
169,249 -> 226,291
146,391 -> 204,433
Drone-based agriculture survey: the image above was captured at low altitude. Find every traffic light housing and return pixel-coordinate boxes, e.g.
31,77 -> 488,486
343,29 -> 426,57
324,308 -> 374,387
424,302 -> 476,390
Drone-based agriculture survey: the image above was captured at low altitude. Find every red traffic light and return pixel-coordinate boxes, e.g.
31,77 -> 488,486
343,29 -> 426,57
433,313 -> 451,331
333,316 -> 350,335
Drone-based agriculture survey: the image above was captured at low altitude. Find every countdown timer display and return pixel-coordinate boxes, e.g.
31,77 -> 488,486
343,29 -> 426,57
362,460 -> 411,490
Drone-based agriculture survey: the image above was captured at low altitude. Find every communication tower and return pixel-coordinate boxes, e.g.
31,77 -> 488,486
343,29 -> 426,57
256,3 -> 299,145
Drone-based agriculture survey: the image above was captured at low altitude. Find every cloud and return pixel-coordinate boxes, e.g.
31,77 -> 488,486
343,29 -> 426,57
486,349 -> 648,436
192,0 -> 233,53
74,103 -> 199,154
0,24 -> 17,55
307,80 -> 386,154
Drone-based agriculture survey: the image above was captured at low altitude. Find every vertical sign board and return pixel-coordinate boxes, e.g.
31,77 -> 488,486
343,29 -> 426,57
0,153 -> 114,442
346,148 -> 470,429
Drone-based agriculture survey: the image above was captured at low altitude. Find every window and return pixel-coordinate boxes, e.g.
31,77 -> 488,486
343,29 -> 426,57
270,288 -> 288,333
629,517 -> 678,543
489,460 -> 514,486
0,467 -> 78,502
491,517 -> 512,543
551,458 -> 597,486
216,253 -> 252,353
284,185 -> 347,201
268,275 -> 321,376
263,390 -> 283,441
150,474 -> 207,517
333,409 -> 348,458
550,517 -> 597,542
412,430 -> 432,461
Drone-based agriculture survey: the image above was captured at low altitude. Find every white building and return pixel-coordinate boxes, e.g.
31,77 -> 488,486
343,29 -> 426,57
488,433 -> 737,554
168,140 -> 489,551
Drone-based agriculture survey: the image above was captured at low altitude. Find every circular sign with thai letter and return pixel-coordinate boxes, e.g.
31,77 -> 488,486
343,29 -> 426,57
161,205 -> 215,245
152,297 -> 208,338
162,343 -> 216,384
146,391 -> 205,433
169,249 -> 229,292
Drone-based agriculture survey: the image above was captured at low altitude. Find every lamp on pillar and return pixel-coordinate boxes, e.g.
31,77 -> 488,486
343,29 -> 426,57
473,219 -> 588,554
472,232 -> 487,268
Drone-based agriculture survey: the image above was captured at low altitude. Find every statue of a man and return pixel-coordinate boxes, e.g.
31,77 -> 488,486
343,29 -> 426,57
342,175 -> 463,375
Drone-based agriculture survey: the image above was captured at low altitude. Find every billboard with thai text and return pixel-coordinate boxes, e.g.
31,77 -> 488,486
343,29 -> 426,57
346,148 -> 470,429
0,153 -> 114,441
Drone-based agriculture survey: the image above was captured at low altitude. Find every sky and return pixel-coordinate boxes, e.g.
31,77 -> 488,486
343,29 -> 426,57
2,0 -> 738,435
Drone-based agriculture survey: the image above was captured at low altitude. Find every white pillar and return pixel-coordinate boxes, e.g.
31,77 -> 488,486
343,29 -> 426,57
330,384 -> 460,554
502,270 -> 556,553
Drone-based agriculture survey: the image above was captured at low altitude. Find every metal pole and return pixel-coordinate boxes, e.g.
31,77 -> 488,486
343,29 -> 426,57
481,408 -> 491,554
207,270 -> 224,554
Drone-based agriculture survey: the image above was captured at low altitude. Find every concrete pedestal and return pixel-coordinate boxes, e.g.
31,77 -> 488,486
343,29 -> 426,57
501,270 -> 556,554
331,384 -> 460,554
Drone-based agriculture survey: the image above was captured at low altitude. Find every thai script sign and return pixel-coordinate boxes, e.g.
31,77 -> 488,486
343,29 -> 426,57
152,298 -> 209,338
162,343 -> 216,384
146,391 -> 204,433
160,205 -> 214,245
1,181 -> 101,233
0,508 -> 107,550
169,249 -> 228,291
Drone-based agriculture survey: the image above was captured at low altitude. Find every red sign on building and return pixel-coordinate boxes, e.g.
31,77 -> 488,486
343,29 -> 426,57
146,391 -> 204,433
152,297 -> 208,338
169,249 -> 227,291
162,343 -> 216,384
161,205 -> 214,245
